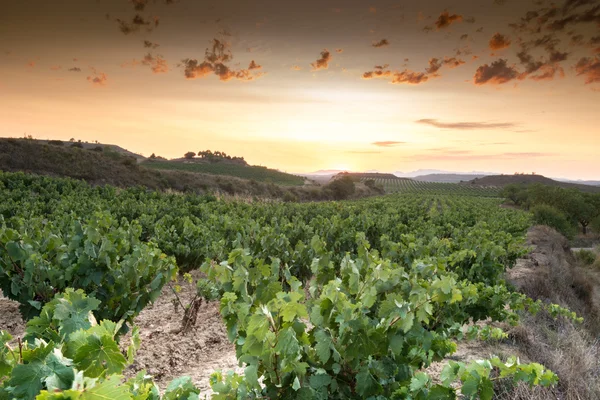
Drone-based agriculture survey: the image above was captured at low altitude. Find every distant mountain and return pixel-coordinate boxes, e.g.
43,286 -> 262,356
469,174 -> 600,193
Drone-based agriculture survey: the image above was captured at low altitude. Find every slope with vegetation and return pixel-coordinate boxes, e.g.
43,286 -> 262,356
0,138 -> 378,201
0,171 -> 581,398
472,173 -> 600,193
501,183 -> 600,237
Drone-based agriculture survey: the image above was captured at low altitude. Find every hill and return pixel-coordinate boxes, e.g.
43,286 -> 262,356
413,173 -> 488,183
0,138 -> 380,201
469,174 -> 600,193
142,158 -> 305,186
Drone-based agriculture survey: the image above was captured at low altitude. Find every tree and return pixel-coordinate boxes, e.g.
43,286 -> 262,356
184,151 -> 196,160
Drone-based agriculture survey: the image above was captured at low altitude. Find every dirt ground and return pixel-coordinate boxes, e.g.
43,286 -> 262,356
0,275 -> 239,396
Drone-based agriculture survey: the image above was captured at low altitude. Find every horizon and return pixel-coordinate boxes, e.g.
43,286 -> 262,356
1,0 -> 599,180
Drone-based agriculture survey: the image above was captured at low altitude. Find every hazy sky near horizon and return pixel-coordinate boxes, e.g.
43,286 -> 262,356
1,0 -> 599,179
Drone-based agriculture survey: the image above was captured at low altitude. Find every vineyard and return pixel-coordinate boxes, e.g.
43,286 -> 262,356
142,159 -> 306,186
363,178 -> 500,197
0,171 -> 577,399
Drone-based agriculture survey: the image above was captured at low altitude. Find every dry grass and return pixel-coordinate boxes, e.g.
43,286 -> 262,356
500,225 -> 600,399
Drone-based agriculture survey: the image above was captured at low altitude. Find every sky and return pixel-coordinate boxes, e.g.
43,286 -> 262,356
0,0 -> 599,179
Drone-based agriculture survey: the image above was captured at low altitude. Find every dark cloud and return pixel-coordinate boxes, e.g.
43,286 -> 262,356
143,40 -> 160,49
362,64 -> 392,79
571,34 -> 585,45
87,69 -> 108,87
529,64 -> 565,81
464,16 -> 476,23
131,0 -> 149,11
575,56 -> 600,84
372,39 -> 389,48
335,48 -> 343,53
311,49 -> 331,71
476,27 -> 484,32
248,60 -> 261,70
68,67 -> 81,72
50,65 -> 62,71
180,39 -> 263,82
435,11 -> 463,30
460,34 -> 469,40
116,14 -> 157,35
416,119 -> 517,130
372,141 -> 405,147
489,33 -> 511,50
473,59 -> 519,85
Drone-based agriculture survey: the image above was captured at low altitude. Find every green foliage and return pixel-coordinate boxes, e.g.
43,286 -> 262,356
0,290 -> 201,400
575,249 -> 597,266
0,212 -> 177,323
325,176 -> 356,200
531,204 -> 576,238
202,236 -> 563,399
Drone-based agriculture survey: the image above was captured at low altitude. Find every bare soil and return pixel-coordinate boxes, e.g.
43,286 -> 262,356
123,275 -> 240,394
0,276 -> 239,396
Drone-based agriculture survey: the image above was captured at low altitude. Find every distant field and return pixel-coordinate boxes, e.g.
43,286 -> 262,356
364,177 -> 501,197
142,160 -> 305,186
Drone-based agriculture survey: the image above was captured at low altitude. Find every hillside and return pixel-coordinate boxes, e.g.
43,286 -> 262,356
0,138 -> 380,201
413,173 -> 488,183
470,174 -> 600,193
142,158 -> 305,186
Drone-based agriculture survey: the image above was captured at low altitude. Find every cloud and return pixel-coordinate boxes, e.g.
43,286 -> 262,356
460,34 -> 469,40
435,11 -> 463,30
416,119 -> 517,130
372,141 -> 405,147
489,33 -> 511,50
142,53 -> 169,73
575,56 -> 600,84
362,64 -> 392,79
131,0 -> 149,11
116,14 -> 158,35
50,65 -> 62,71
311,49 -> 331,71
372,39 -> 389,48
87,69 -> 107,87
335,48 -> 343,53
363,65 -> 429,84
529,64 -> 565,81
291,65 -> 302,71
26,61 -> 35,68
425,57 -> 465,75
68,67 -> 81,72
473,59 -> 519,85
248,60 -> 261,70
143,40 -> 160,49
180,38 -> 263,82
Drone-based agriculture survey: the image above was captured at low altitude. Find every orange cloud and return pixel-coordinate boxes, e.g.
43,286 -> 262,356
87,69 -> 108,87
391,70 -> 429,84
369,6 -> 377,13
180,39 -> 263,82
311,49 -> 331,71
435,11 -> 463,30
474,59 -> 519,85
50,65 -> 62,71
489,33 -> 511,50
335,48 -> 343,53
372,141 -> 405,147
116,14 -> 157,35
291,65 -> 302,71
575,56 -> 600,84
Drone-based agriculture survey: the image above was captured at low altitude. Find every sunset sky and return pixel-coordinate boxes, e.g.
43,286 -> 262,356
1,0 -> 599,179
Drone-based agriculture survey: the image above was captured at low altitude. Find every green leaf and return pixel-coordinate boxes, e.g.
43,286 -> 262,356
73,335 -> 127,377
409,372 -> 430,393
313,329 -> 332,364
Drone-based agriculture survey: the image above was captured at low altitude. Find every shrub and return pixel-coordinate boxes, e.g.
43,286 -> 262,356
282,190 -> 298,203
575,249 -> 597,266
47,140 -> 63,146
70,142 -> 83,149
531,204 -> 576,239
326,176 -> 356,200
